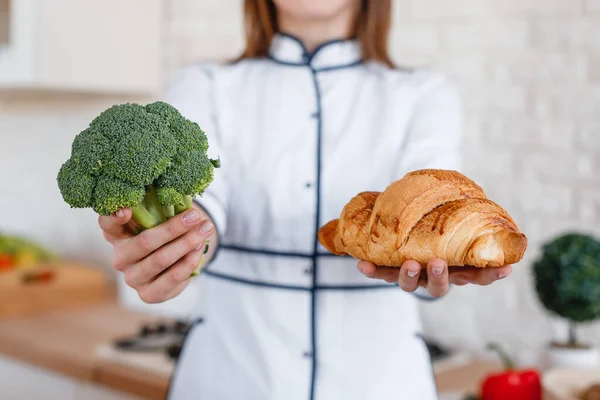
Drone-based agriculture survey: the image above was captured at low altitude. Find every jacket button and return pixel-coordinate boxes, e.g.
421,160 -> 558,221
305,182 -> 313,188
303,351 -> 313,358
310,112 -> 319,119
304,268 -> 312,275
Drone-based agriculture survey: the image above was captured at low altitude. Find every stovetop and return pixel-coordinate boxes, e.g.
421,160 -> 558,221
112,319 -> 195,361
97,321 -> 471,379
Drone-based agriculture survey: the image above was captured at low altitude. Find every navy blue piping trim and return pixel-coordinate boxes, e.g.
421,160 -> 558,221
219,244 -> 349,258
308,64 -> 322,400
220,244 -> 311,258
203,269 -> 398,291
314,283 -> 396,290
315,60 -> 364,73
277,32 -> 358,61
307,37 -> 356,63
278,32 -> 309,52
267,54 -> 363,72
204,270 -> 310,291
266,55 -> 306,67
215,245 -> 440,298
268,32 -> 362,71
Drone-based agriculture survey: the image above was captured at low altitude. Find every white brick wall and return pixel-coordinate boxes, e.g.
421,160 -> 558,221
493,0 -> 584,16
443,21 -> 530,51
580,121 -> 600,149
1,0 -> 600,366
530,19 -> 600,50
398,0 -> 491,20
390,0 -> 600,359
587,0 -> 600,13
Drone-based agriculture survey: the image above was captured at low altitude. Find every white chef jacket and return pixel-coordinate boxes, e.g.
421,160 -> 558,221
164,33 -> 463,400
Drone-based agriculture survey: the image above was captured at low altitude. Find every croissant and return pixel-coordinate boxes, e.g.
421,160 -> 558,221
318,169 -> 527,268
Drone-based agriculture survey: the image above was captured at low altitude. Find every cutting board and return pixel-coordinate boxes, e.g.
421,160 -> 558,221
543,368 -> 600,400
0,261 -> 112,318
95,343 -> 175,377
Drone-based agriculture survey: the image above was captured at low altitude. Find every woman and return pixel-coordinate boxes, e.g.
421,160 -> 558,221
99,1 -> 513,399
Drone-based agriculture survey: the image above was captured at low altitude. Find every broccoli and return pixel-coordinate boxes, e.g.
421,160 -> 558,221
57,100 -> 220,234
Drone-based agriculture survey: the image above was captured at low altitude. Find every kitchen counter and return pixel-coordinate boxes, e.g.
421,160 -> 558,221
0,300 -> 502,399
0,301 -> 171,399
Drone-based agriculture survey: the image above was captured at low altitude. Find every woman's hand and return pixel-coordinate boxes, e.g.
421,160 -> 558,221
357,259 -> 512,298
98,206 -> 215,304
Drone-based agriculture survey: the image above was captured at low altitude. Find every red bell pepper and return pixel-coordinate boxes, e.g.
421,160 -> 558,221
0,253 -> 15,271
480,343 -> 542,400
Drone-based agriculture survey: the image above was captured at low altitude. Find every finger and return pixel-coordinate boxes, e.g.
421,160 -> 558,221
449,265 -> 513,286
103,231 -> 121,244
166,279 -> 191,301
448,266 -> 476,285
357,261 -> 400,283
452,279 -> 469,286
125,220 -> 214,287
426,258 -> 450,297
118,209 -> 208,267
357,261 -> 376,276
138,245 -> 206,304
98,208 -> 133,240
478,265 -> 513,286
103,228 -> 136,244
397,260 -> 422,292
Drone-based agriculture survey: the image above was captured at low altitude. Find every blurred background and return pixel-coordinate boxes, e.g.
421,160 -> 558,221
1,0 -> 599,399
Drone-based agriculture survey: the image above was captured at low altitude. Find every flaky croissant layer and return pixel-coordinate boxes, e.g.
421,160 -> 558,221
318,169 -> 527,268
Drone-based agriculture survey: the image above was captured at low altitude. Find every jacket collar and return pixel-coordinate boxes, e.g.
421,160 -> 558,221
268,33 -> 362,70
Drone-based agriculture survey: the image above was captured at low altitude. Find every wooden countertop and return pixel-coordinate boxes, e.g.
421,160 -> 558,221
0,300 -> 502,399
0,301 -> 171,399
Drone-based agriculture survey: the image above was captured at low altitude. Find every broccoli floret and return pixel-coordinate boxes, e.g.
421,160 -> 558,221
57,101 -> 220,232
145,101 -> 209,153
156,150 -> 216,215
92,174 -> 146,218
104,125 -> 177,186
57,159 -> 95,208
90,104 -> 178,186
71,128 -> 112,176
90,103 -> 157,141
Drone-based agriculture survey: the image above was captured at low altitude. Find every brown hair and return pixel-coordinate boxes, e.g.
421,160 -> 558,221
237,0 -> 394,68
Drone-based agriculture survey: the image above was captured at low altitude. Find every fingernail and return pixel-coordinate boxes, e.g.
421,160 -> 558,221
498,272 -> 507,279
116,210 -> 124,219
432,266 -> 444,276
197,220 -> 214,234
407,270 -> 419,278
183,210 -> 200,224
358,264 -> 372,277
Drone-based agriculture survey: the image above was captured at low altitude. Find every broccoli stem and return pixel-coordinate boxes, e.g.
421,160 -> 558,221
174,203 -> 186,215
143,185 -> 166,223
131,204 -> 163,229
174,195 -> 193,215
163,205 -> 175,218
131,188 -> 195,230
130,185 -> 168,230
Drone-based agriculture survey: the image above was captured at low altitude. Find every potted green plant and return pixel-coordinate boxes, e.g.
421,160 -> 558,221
533,232 -> 600,368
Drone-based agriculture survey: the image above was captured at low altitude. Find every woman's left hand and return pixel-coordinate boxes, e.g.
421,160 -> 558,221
357,259 -> 512,298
